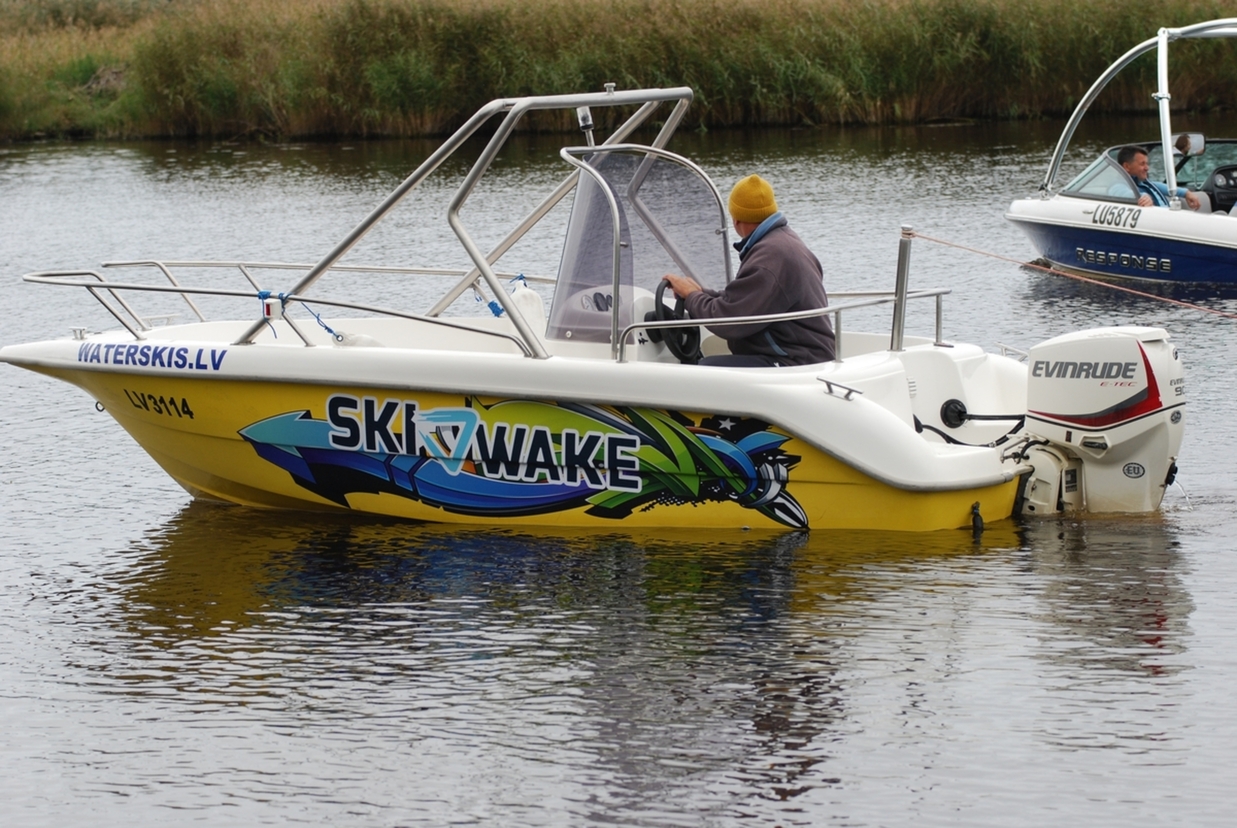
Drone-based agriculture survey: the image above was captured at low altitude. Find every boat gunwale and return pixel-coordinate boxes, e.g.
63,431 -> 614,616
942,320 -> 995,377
1,330 -> 1030,495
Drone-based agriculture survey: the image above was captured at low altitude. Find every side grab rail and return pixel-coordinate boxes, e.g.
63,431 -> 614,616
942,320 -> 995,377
99,260 -> 557,284
22,271 -> 536,356
616,288 -> 950,362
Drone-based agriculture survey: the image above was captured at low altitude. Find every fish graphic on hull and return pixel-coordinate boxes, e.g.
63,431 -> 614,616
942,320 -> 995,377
239,398 -> 808,527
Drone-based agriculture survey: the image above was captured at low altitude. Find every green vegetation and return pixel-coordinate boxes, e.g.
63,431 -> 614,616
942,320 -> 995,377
3,0 -> 1237,140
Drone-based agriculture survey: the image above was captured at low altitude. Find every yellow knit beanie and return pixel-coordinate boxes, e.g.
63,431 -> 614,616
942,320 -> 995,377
728,174 -> 778,223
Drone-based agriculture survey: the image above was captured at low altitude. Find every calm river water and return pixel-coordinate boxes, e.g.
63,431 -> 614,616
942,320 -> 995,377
3,113 -> 1237,826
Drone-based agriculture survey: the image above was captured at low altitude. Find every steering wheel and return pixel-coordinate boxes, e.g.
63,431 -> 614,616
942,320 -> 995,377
1201,164 -> 1237,213
646,279 -> 701,364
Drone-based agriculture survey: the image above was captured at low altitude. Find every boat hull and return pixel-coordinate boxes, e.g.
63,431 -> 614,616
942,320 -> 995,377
35,365 -> 1018,532
1006,197 -> 1237,283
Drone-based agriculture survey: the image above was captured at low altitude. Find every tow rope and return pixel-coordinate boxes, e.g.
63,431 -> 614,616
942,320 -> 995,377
910,230 -> 1237,321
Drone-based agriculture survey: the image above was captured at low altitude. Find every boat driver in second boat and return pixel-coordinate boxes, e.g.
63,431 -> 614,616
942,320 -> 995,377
1114,145 -> 1201,209
662,174 -> 836,367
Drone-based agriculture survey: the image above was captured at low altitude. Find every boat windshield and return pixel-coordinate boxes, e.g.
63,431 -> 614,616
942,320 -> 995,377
1065,141 -> 1237,198
1061,155 -> 1139,203
546,149 -> 730,343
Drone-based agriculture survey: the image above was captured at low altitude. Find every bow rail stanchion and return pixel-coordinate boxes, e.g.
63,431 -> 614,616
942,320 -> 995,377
890,225 -> 913,352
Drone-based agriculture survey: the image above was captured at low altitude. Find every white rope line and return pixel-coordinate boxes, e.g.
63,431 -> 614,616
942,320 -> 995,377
910,230 -> 1237,321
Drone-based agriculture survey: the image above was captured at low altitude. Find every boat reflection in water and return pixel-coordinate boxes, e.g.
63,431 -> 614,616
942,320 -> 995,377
109,502 -> 1026,643
93,504 -> 1189,802
95,504 -> 1027,798
1019,515 -> 1192,679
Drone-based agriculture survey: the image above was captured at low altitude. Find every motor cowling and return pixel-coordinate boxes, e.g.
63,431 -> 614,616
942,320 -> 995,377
1021,326 -> 1184,513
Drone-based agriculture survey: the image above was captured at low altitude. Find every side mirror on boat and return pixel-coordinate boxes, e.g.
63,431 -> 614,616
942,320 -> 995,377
1172,132 -> 1205,157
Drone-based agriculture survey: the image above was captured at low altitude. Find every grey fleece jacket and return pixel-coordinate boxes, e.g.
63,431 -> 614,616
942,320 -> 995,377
684,219 -> 836,365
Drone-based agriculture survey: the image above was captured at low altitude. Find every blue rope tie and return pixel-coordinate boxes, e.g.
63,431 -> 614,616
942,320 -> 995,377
258,291 -> 340,341
474,287 -> 504,317
301,302 -> 342,341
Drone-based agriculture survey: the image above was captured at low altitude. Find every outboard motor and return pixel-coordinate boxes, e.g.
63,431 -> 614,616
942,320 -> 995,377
1018,327 -> 1184,515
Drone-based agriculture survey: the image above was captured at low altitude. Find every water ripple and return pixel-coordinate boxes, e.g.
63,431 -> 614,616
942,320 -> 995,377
4,126 -> 1237,826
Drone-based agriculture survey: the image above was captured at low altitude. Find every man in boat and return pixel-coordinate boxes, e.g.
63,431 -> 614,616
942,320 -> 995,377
1115,145 -> 1201,209
662,174 -> 836,366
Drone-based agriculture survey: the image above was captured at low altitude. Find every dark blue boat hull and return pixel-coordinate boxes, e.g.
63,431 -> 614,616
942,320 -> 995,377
1009,218 -> 1237,283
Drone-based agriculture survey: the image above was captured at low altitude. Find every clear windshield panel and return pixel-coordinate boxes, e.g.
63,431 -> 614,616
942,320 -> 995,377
546,151 -> 730,343
1062,155 -> 1139,202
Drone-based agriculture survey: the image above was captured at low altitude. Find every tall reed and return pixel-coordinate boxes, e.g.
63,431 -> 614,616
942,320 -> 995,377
3,0 -> 1236,140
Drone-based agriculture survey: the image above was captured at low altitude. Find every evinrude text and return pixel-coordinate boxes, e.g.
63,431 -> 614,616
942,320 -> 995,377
1031,360 -> 1139,380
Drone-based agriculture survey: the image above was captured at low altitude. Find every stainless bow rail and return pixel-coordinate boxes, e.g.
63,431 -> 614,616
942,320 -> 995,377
26,225 -> 951,363
24,260 -> 547,355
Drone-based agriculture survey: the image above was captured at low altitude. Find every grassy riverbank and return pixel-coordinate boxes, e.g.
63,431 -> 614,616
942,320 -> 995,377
3,0 -> 1237,140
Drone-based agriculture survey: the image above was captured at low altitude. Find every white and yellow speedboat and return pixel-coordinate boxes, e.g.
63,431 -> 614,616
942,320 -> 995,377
0,88 -> 1186,531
